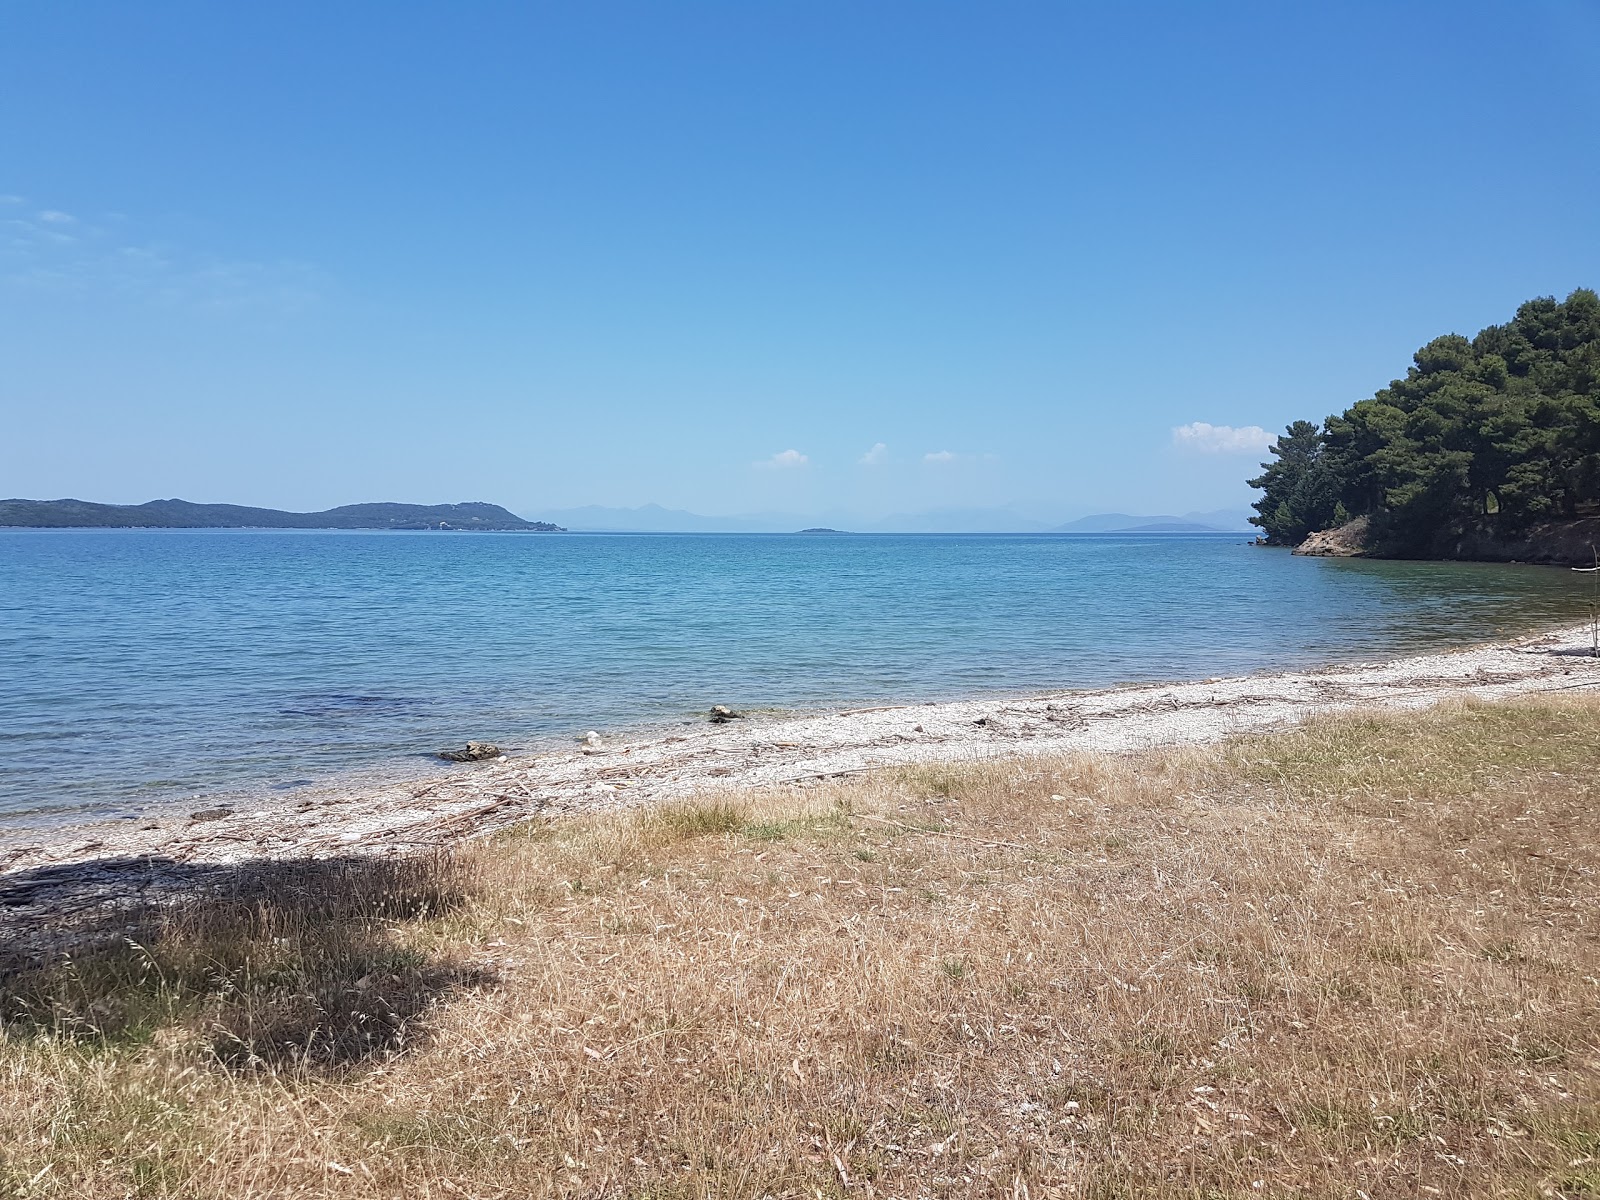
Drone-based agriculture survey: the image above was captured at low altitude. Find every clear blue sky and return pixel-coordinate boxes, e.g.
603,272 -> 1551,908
4,0 -> 1598,524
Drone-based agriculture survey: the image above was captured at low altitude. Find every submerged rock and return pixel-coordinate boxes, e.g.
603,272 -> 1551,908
436,741 -> 503,762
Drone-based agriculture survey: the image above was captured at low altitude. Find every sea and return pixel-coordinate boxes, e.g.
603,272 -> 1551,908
0,529 -> 1586,826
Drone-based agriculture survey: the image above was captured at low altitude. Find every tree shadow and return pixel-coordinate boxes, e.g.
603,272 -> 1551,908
0,851 -> 492,1069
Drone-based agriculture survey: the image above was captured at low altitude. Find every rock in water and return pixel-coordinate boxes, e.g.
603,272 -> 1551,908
436,741 -> 502,762
709,705 -> 743,723
1293,516 -> 1369,558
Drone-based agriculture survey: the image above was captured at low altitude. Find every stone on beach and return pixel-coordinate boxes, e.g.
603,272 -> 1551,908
436,741 -> 503,762
709,705 -> 743,723
4,625 -> 1597,885
188,807 -> 233,822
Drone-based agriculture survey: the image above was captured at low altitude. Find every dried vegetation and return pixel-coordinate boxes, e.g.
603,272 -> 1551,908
2,695 -> 1597,1198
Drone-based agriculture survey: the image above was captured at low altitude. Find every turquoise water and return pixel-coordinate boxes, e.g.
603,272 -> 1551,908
0,529 -> 1585,825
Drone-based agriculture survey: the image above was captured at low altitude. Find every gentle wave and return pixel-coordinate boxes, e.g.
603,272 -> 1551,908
0,529 -> 1584,824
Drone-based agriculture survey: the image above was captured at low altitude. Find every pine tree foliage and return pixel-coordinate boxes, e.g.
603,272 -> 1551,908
1250,289 -> 1600,550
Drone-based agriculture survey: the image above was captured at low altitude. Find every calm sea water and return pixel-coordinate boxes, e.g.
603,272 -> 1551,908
0,530 -> 1586,825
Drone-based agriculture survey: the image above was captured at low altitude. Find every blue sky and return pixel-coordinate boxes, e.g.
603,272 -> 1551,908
4,1 -> 1598,525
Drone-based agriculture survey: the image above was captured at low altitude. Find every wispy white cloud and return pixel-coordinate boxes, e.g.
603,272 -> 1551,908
923,450 -> 956,464
1171,422 -> 1274,454
0,194 -> 24,206
1,202 -> 327,313
757,449 -> 809,469
859,442 -> 888,466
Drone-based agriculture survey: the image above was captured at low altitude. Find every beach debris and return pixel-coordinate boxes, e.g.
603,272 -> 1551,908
436,741 -> 502,762
581,731 -> 603,746
709,705 -> 743,723
189,807 -> 233,822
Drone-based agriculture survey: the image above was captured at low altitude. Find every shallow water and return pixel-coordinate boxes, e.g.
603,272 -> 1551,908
0,529 -> 1585,824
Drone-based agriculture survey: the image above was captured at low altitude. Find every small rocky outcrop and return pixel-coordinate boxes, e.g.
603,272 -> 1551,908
708,705 -> 743,723
436,741 -> 503,762
1294,517 -> 1369,557
1291,513 -> 1600,565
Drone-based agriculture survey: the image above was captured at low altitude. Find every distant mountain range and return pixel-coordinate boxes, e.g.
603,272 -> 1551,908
0,498 -> 563,531
1,496 -> 1254,534
537,504 -> 1254,534
1051,509 -> 1252,533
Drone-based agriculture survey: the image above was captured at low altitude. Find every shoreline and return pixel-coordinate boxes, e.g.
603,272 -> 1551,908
4,623 -> 1598,907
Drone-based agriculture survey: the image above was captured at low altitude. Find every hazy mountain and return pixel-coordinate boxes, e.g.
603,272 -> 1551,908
542,504 -> 1067,533
1118,521 -> 1226,533
1054,513 -> 1149,532
4,497 -> 1256,535
1055,510 -> 1254,533
533,503 -> 1257,534
0,498 -> 562,531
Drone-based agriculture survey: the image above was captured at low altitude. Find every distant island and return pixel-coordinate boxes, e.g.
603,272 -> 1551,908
795,527 -> 850,534
0,498 -> 564,531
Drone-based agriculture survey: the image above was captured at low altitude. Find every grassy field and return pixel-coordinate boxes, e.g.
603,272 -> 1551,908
2,695 -> 1597,1198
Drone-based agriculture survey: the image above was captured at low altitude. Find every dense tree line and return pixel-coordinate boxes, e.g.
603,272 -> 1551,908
1250,289 -> 1600,553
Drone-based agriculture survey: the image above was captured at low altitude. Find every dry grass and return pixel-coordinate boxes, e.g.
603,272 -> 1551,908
2,694 -> 1598,1198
